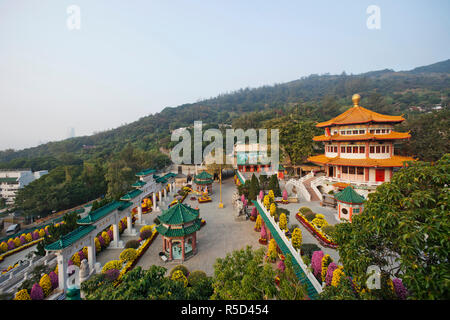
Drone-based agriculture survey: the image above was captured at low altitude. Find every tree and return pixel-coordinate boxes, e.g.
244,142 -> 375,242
248,173 -> 260,201
268,175 -> 281,197
333,154 -> 450,299
211,246 -> 278,300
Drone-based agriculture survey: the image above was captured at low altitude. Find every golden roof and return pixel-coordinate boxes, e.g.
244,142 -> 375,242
316,95 -> 405,127
313,131 -> 411,142
307,154 -> 415,168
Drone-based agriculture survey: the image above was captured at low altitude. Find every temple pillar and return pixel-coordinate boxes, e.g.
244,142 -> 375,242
126,215 -> 132,235
56,253 -> 67,292
181,238 -> 186,261
163,237 -> 166,252
137,206 -> 142,224
112,223 -> 119,247
192,233 -> 197,253
159,191 -> 162,205
169,240 -> 173,260
152,193 -> 157,211
87,238 -> 96,271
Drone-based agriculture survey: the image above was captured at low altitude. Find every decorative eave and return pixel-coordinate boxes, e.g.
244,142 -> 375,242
120,189 -> 143,201
313,131 -> 411,142
136,168 -> 156,177
155,219 -> 201,237
77,201 -> 124,225
307,154 -> 416,168
45,225 -> 96,251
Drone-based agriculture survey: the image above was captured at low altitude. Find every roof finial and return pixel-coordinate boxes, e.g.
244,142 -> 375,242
352,94 -> 361,106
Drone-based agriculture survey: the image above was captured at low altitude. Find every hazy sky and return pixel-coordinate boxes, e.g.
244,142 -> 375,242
0,0 -> 449,151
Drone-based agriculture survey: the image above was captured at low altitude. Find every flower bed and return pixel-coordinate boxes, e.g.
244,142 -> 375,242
0,238 -> 44,263
296,213 -> 338,249
113,227 -> 158,287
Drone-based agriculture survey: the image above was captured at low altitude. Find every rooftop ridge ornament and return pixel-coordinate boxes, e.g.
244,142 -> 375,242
352,93 -> 361,106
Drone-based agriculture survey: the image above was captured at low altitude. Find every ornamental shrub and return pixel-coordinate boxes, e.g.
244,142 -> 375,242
101,232 -> 110,246
98,235 -> 105,248
49,271 -> 58,289
140,225 -> 153,239
269,203 -> 276,217
325,262 -> 338,286
78,250 -> 86,262
13,237 -> 21,248
38,229 -> 45,238
263,195 -> 270,209
301,244 -> 321,259
102,260 -> 123,273
267,239 -> 277,261
311,250 -> 324,277
94,237 -> 101,253
291,228 -> 302,250
299,207 -> 313,214
105,269 -> 120,282
331,266 -> 345,287
32,231 -> 39,240
14,289 -> 31,300
39,274 -> 52,297
259,190 -> 264,200
19,235 -> 27,245
282,189 -> 288,201
260,225 -> 267,240
171,270 -> 188,287
321,254 -> 332,282
7,239 -> 15,250
188,270 -> 207,287
251,207 -> 257,218
322,225 -> 336,237
0,242 -> 7,253
169,265 -> 189,278
71,252 -> 81,267
277,260 -> 286,272
279,213 -> 287,231
30,283 -> 44,300
311,214 -> 328,229
25,233 -> 32,242
107,229 -> 113,241
254,215 -> 262,231
304,212 -> 316,221
119,248 -> 137,262
125,240 -> 141,249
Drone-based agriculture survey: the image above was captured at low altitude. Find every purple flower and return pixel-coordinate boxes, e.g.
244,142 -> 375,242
32,231 -> 39,240
105,269 -> 120,281
107,229 -> 113,240
259,191 -> 264,200
260,225 -> 267,239
98,235 -> 105,247
241,195 -> 246,203
282,190 -> 288,200
311,251 -> 324,277
325,262 -> 338,286
49,271 -> 58,289
251,207 -> 257,218
393,278 -> 408,300
7,241 -> 15,250
78,250 -> 85,261
277,260 -> 285,272
30,283 -> 44,300
68,259 -> 74,266
19,235 -> 27,245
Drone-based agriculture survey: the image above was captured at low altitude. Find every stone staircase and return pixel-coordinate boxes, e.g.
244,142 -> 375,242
303,176 -> 321,202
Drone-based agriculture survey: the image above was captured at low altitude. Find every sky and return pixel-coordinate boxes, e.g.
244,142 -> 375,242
0,0 -> 449,151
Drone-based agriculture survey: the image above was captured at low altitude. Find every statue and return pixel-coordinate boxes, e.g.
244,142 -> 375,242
79,259 -> 90,283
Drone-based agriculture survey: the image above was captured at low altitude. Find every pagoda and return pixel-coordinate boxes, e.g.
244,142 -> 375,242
334,186 -> 365,222
155,202 -> 201,261
308,94 -> 415,196
193,171 -> 213,194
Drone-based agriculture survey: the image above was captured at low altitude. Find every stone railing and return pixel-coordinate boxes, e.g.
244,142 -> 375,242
0,252 -> 57,295
286,171 -> 314,202
256,198 -> 322,294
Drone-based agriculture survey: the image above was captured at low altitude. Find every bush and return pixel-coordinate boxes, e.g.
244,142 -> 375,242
188,270 -> 207,287
299,207 -> 313,214
153,217 -> 160,225
140,225 -> 154,239
304,212 -> 316,221
120,248 -> 137,262
169,265 -> 189,278
301,243 -> 321,259
102,260 -> 123,273
104,269 -> 120,281
39,274 -> 52,297
171,270 -> 188,287
322,225 -> 336,237
288,224 -> 299,234
125,240 -> 141,249
30,283 -> 44,300
14,289 -> 31,300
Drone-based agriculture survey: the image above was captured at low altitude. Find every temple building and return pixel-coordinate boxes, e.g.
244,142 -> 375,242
193,171 -> 214,193
307,94 -> 415,197
155,202 -> 201,262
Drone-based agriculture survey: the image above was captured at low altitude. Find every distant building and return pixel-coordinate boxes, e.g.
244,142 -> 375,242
0,169 -> 48,205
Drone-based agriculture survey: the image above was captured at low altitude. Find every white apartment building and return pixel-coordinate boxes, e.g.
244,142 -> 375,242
0,169 -> 48,205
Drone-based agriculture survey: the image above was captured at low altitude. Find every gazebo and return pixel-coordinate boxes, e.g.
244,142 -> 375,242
155,202 -> 202,261
193,171 -> 213,194
334,186 -> 365,222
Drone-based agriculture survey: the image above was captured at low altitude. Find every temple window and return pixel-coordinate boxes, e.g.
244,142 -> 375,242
359,146 -> 365,153
349,167 -> 355,174
357,167 -> 364,175
342,166 -> 348,174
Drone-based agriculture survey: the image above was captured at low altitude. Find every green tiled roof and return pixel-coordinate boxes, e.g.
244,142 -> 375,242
77,201 -> 124,224
136,168 -> 156,176
194,178 -> 213,185
236,171 -> 245,184
120,189 -> 143,201
195,171 -> 213,180
118,201 -> 133,211
253,200 -> 319,300
0,177 -> 18,183
132,180 -> 146,188
45,225 -> 96,251
156,219 -> 201,237
158,202 -> 199,225
334,186 -> 365,204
